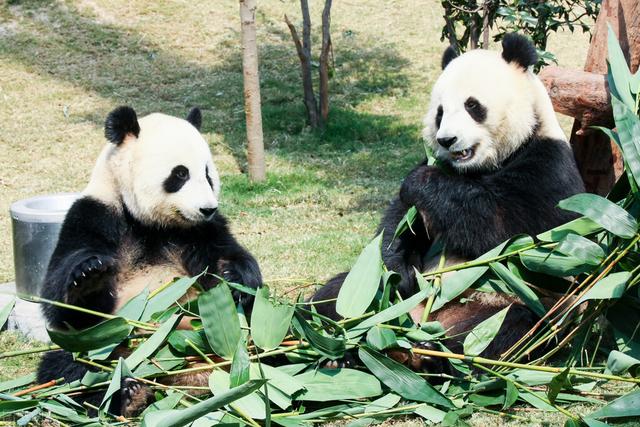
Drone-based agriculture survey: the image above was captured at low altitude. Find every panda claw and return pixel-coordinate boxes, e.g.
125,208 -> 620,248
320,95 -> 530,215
73,280 -> 78,287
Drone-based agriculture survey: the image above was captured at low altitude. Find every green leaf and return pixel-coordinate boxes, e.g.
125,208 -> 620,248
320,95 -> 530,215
295,368 -> 382,401
607,25 -> 635,110
554,234 -> 605,266
209,370 -> 266,419
141,275 -> 200,322
250,286 -> 295,351
612,95 -> 640,190
292,312 -> 345,358
230,340 -> 251,388
463,305 -> 511,356
547,367 -> 570,405
558,193 -> 638,239
391,206 -> 418,244
117,287 -> 149,321
141,379 -> 266,427
503,381 -> 518,410
100,357 -> 133,413
346,287 -> 430,339
199,283 -> 241,358
0,400 -> 38,416
336,232 -> 384,318
414,404 -> 446,423
248,363 -> 303,410
631,69 -> 640,94
520,247 -> 592,276
365,393 -> 401,412
581,272 -> 630,303
366,326 -> 397,350
537,217 -> 603,242
590,388 -> 640,419
167,329 -> 210,354
0,297 -> 15,330
47,317 -> 130,352
490,263 -> 545,317
606,350 -> 640,377
0,373 -> 35,393
126,314 -> 181,369
358,347 -> 453,408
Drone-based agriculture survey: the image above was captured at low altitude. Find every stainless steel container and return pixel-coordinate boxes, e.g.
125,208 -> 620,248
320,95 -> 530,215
10,193 -> 80,296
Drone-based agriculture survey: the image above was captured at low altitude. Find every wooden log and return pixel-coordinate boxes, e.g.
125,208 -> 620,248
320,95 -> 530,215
570,0 -> 640,195
540,66 -> 612,134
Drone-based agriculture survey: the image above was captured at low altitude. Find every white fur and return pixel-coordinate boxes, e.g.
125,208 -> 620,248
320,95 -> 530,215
84,112 -> 221,227
423,49 -> 566,172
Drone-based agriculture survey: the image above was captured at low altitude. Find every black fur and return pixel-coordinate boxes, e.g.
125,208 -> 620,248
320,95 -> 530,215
104,106 -> 140,145
435,105 -> 443,129
464,97 -> 487,123
41,197 -> 262,329
312,136 -> 584,312
163,165 -> 190,193
441,45 -> 458,69
186,107 -> 202,131
205,166 -> 214,189
501,33 -> 538,70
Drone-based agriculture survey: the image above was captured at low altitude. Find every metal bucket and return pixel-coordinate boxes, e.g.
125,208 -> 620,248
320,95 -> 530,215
10,193 -> 80,296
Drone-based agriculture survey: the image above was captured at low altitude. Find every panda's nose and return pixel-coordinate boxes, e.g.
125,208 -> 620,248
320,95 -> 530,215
437,136 -> 457,149
200,207 -> 217,219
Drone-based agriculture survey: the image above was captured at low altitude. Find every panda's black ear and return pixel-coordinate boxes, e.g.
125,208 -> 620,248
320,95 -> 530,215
186,107 -> 202,131
104,106 -> 140,145
501,33 -> 537,70
442,45 -> 458,70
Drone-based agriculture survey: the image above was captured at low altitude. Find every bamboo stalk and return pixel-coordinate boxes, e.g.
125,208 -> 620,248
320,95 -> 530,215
0,344 -> 60,359
13,378 -> 61,397
411,347 -> 640,383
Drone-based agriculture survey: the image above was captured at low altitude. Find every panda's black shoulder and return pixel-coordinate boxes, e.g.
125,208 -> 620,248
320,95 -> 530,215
54,197 -> 123,250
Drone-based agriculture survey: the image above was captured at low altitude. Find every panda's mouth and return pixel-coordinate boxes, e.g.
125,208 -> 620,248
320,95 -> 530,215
450,144 -> 477,162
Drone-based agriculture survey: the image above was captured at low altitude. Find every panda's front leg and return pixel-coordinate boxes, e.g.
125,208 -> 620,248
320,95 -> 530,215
217,253 -> 262,308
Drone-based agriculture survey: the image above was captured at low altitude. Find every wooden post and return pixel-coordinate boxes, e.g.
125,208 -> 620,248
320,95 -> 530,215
568,0 -> 640,195
240,0 -> 266,182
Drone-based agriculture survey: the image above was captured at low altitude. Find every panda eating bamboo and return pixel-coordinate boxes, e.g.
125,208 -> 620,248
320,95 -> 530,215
310,33 -> 585,370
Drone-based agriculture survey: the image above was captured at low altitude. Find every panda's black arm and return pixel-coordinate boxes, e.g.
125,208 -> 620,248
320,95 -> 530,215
182,215 -> 262,294
41,197 -> 122,328
399,139 -> 584,259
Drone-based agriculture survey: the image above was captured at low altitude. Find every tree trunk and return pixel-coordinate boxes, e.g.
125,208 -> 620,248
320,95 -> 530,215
240,0 -> 266,182
284,0 -> 319,128
570,0 -> 640,195
318,0 -> 333,127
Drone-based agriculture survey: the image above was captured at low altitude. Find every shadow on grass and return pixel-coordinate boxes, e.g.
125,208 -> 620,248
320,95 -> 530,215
0,0 -> 422,212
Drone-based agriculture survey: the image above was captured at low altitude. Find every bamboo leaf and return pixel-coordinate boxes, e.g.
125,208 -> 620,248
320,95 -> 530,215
358,347 -> 453,408
142,379 -> 266,427
366,326 -> 397,350
606,350 -> 640,377
292,312 -> 345,359
558,193 -> 638,239
199,283 -> 241,358
0,400 -> 38,417
295,368 -> 382,402
490,263 -> 546,317
520,247 -> 592,276
141,275 -> 200,322
126,315 -> 181,369
590,388 -> 640,419
0,297 -> 15,330
336,232 -> 384,318
503,381 -> 518,410
230,339 -> 251,388
391,206 -> 418,243
47,317 -> 130,352
554,234 -> 605,266
463,305 -> 511,356
547,367 -> 570,405
117,287 -> 149,321
0,374 -> 35,393
209,370 -> 266,419
100,357 -> 133,413
607,25 -> 635,110
537,217 -> 603,242
250,286 -> 295,351
346,287 -> 430,339
611,95 -> 640,190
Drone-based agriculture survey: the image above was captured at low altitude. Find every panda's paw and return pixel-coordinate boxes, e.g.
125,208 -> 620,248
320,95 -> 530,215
324,352 -> 356,369
386,341 -> 449,375
120,377 -> 155,418
69,255 -> 115,288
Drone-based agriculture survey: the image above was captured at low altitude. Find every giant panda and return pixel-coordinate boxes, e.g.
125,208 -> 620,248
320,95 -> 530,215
37,106 -> 262,416
311,34 -> 585,370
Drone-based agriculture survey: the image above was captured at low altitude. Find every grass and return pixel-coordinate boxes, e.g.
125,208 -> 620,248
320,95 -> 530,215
0,0 -> 597,424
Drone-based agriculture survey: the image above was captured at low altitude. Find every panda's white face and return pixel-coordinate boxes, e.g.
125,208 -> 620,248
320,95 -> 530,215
87,111 -> 221,228
424,49 -> 563,172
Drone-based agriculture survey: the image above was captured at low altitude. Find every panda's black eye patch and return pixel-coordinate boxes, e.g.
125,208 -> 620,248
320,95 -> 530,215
435,105 -> 443,128
164,165 -> 190,193
205,166 -> 213,189
464,97 -> 487,123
